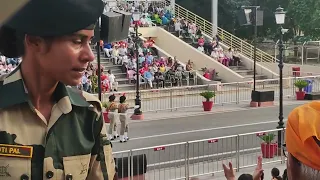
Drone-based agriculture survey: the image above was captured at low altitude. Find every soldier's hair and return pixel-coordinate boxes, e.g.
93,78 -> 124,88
119,95 -> 126,103
238,174 -> 253,180
109,94 -> 115,102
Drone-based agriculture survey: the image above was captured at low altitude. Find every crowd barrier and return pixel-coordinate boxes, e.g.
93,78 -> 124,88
113,129 -> 286,180
99,75 -> 320,112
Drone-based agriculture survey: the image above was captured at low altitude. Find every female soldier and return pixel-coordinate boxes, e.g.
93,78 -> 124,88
118,94 -> 134,142
0,0 -> 117,179
106,94 -> 119,140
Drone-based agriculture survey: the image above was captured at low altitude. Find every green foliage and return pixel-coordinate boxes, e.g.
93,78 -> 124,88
176,0 -> 320,40
294,80 -> 308,91
102,102 -> 108,108
259,133 -> 275,144
287,0 -> 320,39
200,91 -> 215,101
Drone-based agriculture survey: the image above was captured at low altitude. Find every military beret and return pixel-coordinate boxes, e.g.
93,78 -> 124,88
0,0 -> 104,57
3,0 -> 104,36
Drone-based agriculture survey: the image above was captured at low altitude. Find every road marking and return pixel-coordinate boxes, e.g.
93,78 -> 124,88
128,119 -> 287,141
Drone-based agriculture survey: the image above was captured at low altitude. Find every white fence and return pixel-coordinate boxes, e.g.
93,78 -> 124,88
99,75 -> 320,112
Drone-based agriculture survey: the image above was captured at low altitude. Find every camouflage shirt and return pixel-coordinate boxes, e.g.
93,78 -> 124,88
0,67 -> 115,180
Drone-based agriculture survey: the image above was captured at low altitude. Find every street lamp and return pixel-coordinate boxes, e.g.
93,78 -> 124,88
275,6 -> 286,149
132,11 -> 143,118
240,5 -> 260,94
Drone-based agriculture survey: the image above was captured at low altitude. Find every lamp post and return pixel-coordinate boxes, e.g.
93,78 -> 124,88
132,11 -> 143,117
241,5 -> 260,94
275,6 -> 286,148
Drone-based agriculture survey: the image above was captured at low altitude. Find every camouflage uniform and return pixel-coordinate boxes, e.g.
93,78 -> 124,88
0,67 -> 116,180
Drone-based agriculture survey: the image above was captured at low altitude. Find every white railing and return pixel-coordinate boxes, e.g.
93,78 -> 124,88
113,129 -> 286,179
174,4 -> 279,75
99,75 -> 320,112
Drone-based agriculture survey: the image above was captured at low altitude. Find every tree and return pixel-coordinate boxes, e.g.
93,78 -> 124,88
287,0 -> 320,39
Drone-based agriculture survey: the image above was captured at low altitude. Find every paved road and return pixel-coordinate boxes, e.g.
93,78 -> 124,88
111,104 -> 299,166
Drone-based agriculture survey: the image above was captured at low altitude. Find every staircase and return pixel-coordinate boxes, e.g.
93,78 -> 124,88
167,31 -> 268,81
172,3 -> 279,77
91,48 -> 136,91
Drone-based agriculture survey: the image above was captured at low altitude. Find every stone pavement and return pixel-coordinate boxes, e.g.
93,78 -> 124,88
128,99 -> 309,122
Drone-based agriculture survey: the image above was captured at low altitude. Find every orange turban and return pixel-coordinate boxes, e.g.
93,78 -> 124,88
286,101 -> 320,170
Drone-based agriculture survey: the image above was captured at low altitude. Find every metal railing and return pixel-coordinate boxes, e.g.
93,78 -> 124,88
100,75 -> 320,112
113,129 -> 286,180
174,4 -> 278,74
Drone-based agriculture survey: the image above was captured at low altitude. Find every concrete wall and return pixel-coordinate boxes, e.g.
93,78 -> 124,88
138,27 -> 246,83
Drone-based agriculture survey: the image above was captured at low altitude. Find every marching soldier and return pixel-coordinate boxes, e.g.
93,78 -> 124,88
0,0 -> 117,179
118,94 -> 134,143
106,94 -> 119,140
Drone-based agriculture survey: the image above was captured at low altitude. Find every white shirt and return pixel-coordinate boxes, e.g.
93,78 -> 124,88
108,74 -> 116,83
197,46 -> 204,52
174,22 -> 181,31
140,18 -> 147,25
118,48 -> 127,56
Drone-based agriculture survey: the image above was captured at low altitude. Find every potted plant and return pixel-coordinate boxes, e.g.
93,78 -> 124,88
200,91 -> 215,111
294,80 -> 308,100
258,133 -> 278,158
102,102 -> 110,123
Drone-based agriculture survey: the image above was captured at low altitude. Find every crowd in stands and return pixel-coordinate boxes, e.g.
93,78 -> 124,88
0,54 -> 20,75
171,16 -> 242,67
103,36 -> 196,89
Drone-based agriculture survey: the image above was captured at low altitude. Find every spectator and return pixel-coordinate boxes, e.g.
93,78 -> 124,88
107,70 -> 118,92
198,36 -> 205,46
103,42 -> 112,58
271,167 -> 282,180
143,69 -> 154,88
159,64 -> 166,73
101,72 -> 109,92
285,101 -> 320,180
111,44 -> 119,64
233,48 -> 241,66
186,60 -> 193,71
282,169 -> 287,180
223,156 -> 264,180
197,45 -> 204,53
226,48 -> 234,66
174,18 -> 182,37
154,69 -> 165,88
164,10 -> 172,20
81,72 -> 90,92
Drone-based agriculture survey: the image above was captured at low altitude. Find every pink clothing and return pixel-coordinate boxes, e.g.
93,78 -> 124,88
198,38 -> 205,46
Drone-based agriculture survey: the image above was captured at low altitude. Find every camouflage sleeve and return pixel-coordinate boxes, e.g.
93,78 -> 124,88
87,114 -> 116,180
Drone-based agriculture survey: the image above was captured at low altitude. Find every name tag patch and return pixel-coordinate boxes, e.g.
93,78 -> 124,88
0,144 -> 33,158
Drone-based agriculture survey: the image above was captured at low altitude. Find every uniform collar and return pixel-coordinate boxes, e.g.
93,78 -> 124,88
0,66 -> 91,111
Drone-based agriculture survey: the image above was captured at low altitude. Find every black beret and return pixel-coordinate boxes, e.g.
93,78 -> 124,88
4,0 -> 104,36
0,0 -> 104,57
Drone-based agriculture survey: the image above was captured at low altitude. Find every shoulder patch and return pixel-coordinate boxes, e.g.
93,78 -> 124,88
81,91 -> 102,112
0,73 -> 9,82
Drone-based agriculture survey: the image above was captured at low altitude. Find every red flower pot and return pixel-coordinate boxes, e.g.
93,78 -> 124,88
103,112 -> 110,123
202,101 -> 214,111
261,143 -> 277,158
296,91 -> 305,100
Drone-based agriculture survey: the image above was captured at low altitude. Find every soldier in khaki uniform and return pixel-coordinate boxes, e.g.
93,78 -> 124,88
0,0 -> 117,179
106,95 -> 119,140
118,95 -> 133,143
